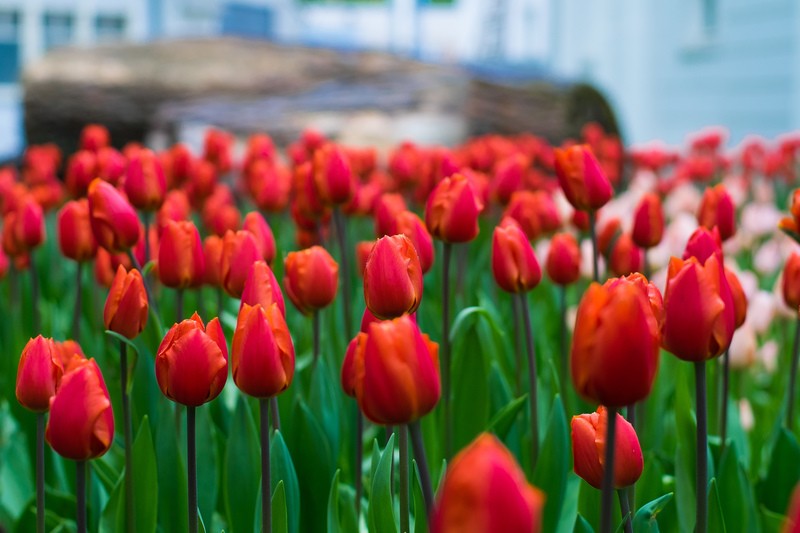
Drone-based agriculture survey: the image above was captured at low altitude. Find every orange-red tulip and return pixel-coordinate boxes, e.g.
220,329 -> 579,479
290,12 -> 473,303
231,303 -> 295,398
220,230 -> 261,298
15,195 -> 45,250
698,184 -> 736,241
203,235 -> 224,287
571,275 -> 661,407
313,143 -> 356,205
394,210 -> 435,274
243,211 -> 276,264
157,190 -> 191,235
572,406 -> 643,489
57,199 -> 97,262
96,146 -> 126,185
374,193 -> 407,237
241,260 -> 286,316
65,150 -> 97,197
158,220 -> 205,289
683,226 -> 723,263
784,252 -> 800,313
46,358 -> 114,460
355,240 -> 375,278
492,153 -> 526,205
80,124 -> 110,152
104,266 -> 149,339
554,145 -> 613,211
725,268 -> 747,329
16,336 -> 63,412
155,313 -> 228,406
503,190 -> 561,241
431,433 -> 544,533
425,173 -> 483,243
364,234 -> 423,319
283,245 -> 339,315
546,232 -> 581,286
608,233 -> 643,277
632,193 -> 664,249
492,218 -> 542,293
56,339 -> 87,373
88,179 -> 140,252
124,148 -> 167,211
341,333 -> 366,398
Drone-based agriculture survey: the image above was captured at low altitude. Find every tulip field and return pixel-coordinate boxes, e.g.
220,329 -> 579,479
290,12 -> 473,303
4,122 -> 800,533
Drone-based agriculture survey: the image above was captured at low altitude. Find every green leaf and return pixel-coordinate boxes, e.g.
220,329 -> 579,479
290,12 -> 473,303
196,407 -> 218,531
632,492 -> 673,532
155,403 -> 188,533
327,470 -> 342,533
708,478 -> 727,533
554,474 -> 581,533
717,442 -> 758,532
574,514 -> 595,533
224,396 -> 260,533
412,462 -> 428,533
759,504 -> 787,533
308,359 -> 342,470
532,397 -> 569,532
103,331 -> 140,392
759,428 -> 800,514
673,364 -> 697,533
99,476 -> 124,533
486,394 -> 527,440
451,307 -> 492,450
272,480 -> 288,533
368,433 -> 397,533
271,430 -> 300,533
104,330 -> 140,355
132,416 -> 158,533
0,407 -> 33,523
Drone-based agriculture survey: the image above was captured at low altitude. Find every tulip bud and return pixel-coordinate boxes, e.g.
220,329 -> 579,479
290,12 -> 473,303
241,260 -> 286,316
725,268 -> 747,329
247,161 -> 291,213
158,220 -> 205,289
395,210 -> 435,274
352,315 -> 440,424
492,218 -> 542,293
104,266 -> 149,339
16,195 -> 45,250
16,336 -> 63,412
203,128 -> 233,174
88,179 -> 140,252
632,193 -> 664,249
124,148 -> 167,211
65,151 -> 97,198
243,211 -> 276,265
368,235 -> 423,312
571,407 -> 643,489
503,190 -> 561,241
698,184 -> 736,241
374,193 -> 407,237
157,190 -> 191,235
57,199 -> 98,262
554,145 -> 613,211
80,124 -> 110,152
203,235 -> 224,287
231,303 -> 295,398
431,433 -> 544,533
96,147 -> 126,185
492,153 -> 526,205
425,173 -> 483,243
313,143 -> 356,205
546,232 -> 582,286
46,358 -> 114,460
608,233 -> 643,277
683,226 -> 723,264
220,230 -> 261,298
571,275 -> 661,407
784,252 -> 800,312
662,253 -> 735,361
283,245 -> 339,315
155,313 -> 228,406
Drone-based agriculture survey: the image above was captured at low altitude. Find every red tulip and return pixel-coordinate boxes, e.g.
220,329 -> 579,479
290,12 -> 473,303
394,210 -> 435,274
608,233 -> 643,277
313,143 -> 356,205
632,193 -> 664,249
220,230 -> 261,298
15,195 -> 45,250
425,173 -> 483,243
124,148 -> 167,211
503,190 -> 561,241
158,220 -> 205,289
16,336 -> 63,412
80,124 -> 110,152
355,240 -> 375,278
231,303 -> 295,398
247,160 -> 291,213
698,184 -> 736,241
88,179 -> 140,252
283,245 -> 339,315
341,333 -> 366,398
56,339 -> 87,373
725,268 -> 747,329
203,128 -> 233,174
46,358 -> 114,460
243,211 -> 276,265
784,483 -> 800,533
155,313 -> 228,406
57,199 -> 98,262
546,232 -> 581,286
431,433 -> 544,533
96,147 -> 126,185
554,145 -> 613,211
104,266 -> 149,339
683,226 -> 723,264
241,260 -> 286,316
374,193 -> 407,237
492,153 -> 526,205
65,150 -> 97,197
157,190 -> 191,235
364,234 -> 423,319
784,252 -> 800,312
203,235 -> 224,287
572,406 -> 643,489
492,218 -> 542,293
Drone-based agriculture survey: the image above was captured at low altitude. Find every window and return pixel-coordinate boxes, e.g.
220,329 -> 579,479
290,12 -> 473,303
43,13 -> 74,51
95,14 -> 126,42
0,11 -> 19,83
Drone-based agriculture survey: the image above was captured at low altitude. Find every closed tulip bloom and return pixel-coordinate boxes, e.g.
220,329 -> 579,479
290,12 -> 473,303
554,145 -> 613,211
355,240 -> 374,278
492,218 -> 542,293
16,336 -> 63,412
124,148 -> 167,211
725,268 -> 747,329
571,407 -> 643,489
65,150 -> 97,197
155,313 -> 228,406
352,315 -> 440,424
395,210 -> 435,274
698,184 -> 736,241
608,233 -> 643,277
783,252 -> 800,312
364,234 -> 423,319
374,193 -> 407,237
202,235 -> 224,286
88,179 -> 140,252
157,189 -> 191,235
57,199 -> 97,262
341,333 -> 366,398
243,211 -> 276,264
220,230 -> 261,298
46,358 -> 114,461
431,433 -> 544,533
96,146 -> 126,185
492,153 -> 526,205
425,173 -> 483,243
241,260 -> 286,316
247,160 -> 291,213
283,246 -> 339,315
503,190 -> 561,241
16,196 -> 45,250
313,143 -> 356,205
158,220 -> 205,289
546,232 -> 582,286
231,303 -> 295,398
56,339 -> 87,373
571,276 -> 660,407
80,124 -> 110,152
104,266 -> 149,339
632,193 -> 664,249
683,226 -> 723,263
662,253 -> 735,361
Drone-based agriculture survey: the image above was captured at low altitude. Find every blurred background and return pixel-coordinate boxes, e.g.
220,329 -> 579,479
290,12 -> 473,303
0,0 -> 793,158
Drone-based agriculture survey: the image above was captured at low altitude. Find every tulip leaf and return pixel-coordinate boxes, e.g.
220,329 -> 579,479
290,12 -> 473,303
532,396 -> 569,532
0,406 -> 33,523
412,461 -> 428,533
308,358 -> 342,468
451,307 -> 492,450
759,504 -> 787,532
554,473 -> 581,532
196,407 -> 218,530
104,330 -> 139,356
574,514 -> 595,533
486,394 -> 527,441
155,403 -> 188,533
224,396 -> 260,533
368,433 -> 397,533
632,492 -> 673,532
132,416 -> 158,533
327,470 -> 342,533
758,427 -> 800,514
270,430 -> 301,533
673,363 -> 698,533
99,479 -> 123,533
717,442 -> 758,532
272,480 -> 289,533
103,331 -> 140,393
709,478 -> 727,533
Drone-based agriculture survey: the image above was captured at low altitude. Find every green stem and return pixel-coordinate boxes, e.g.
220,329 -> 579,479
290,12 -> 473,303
721,349 -> 730,451
176,288 -> 184,324
355,406 -> 363,519
442,242 -> 453,458
187,406 -> 197,533
519,292 -> 540,470
72,262 -> 83,342
30,252 -> 40,333
260,399 -> 272,533
600,406 -> 618,533
511,294 -> 522,396
36,413 -> 45,533
270,397 -> 281,432
559,285 -> 569,414
399,426 -> 410,533
76,461 -> 87,533
589,211 -> 600,283
121,341 -> 134,533
618,489 -> 633,533
143,212 -> 151,265
409,421 -> 434,521
786,317 -> 800,429
695,361 -> 708,533
333,208 -> 353,339
312,310 -> 320,372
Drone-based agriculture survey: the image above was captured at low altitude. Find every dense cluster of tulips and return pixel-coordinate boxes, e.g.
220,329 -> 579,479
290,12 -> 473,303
5,120 -> 800,532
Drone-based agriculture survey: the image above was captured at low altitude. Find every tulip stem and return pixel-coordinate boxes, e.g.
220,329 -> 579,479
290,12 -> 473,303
216,287 -> 224,320
695,361 -> 708,533
617,489 -> 633,533
589,211 -> 600,283
127,250 -> 163,334
72,262 -> 83,342
312,310 -> 321,372
120,341 -> 135,533
355,406 -> 363,519
786,317 -> 800,430
409,421 -> 434,521
720,348 -> 730,452
270,397 -> 281,432
142,212 -> 151,265
518,292 -> 540,470
511,295 -> 522,396
600,406 -> 618,533
176,288 -> 184,323
260,399 -> 272,533
76,460 -> 87,533
333,208 -> 353,339
187,406 -> 198,533
36,412 -> 45,533
559,285 -> 570,414
399,426 -> 410,533
30,252 -> 40,333
442,242 -> 453,458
